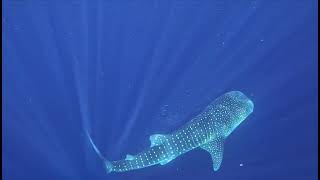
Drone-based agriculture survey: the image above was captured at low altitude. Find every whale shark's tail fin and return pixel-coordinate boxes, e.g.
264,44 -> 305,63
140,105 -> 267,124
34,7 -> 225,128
86,131 -> 113,174
104,160 -> 113,174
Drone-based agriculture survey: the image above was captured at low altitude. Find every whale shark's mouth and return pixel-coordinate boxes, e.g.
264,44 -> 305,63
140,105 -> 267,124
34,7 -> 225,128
247,99 -> 254,113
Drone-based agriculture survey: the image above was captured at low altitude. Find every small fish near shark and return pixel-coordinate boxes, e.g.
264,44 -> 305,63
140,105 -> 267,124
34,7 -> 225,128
87,91 -> 254,173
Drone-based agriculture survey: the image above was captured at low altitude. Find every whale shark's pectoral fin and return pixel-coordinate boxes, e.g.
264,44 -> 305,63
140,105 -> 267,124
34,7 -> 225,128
200,137 -> 225,171
125,154 -> 135,160
149,134 -> 167,147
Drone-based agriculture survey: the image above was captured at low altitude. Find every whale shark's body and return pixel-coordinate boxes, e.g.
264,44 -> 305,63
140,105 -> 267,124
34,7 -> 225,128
87,91 -> 254,173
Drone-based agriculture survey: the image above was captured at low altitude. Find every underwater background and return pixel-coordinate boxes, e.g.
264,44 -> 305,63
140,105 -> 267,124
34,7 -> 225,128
2,0 -> 318,180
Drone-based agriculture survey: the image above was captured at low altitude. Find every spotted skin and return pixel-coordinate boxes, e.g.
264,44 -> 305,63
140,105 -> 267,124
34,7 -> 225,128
89,91 -> 254,173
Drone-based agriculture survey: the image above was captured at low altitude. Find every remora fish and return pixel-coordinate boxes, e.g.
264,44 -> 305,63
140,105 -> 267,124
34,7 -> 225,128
87,91 -> 254,173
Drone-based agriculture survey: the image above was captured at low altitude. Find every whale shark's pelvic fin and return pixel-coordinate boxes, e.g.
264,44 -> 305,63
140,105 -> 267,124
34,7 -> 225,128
159,157 -> 174,165
125,154 -> 135,160
200,137 -> 225,171
149,134 -> 167,147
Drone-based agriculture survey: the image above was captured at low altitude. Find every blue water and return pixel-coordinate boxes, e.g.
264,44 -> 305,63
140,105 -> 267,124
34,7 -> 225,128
2,1 -> 318,180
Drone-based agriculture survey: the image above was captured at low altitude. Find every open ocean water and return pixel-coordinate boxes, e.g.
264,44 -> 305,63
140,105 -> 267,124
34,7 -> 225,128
2,0 -> 318,180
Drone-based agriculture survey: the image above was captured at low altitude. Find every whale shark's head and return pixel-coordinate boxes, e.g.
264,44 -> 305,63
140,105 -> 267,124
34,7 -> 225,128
215,91 -> 254,137
226,91 -> 254,115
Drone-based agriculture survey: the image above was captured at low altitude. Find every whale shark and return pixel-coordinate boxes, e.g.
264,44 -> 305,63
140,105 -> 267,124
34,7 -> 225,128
87,91 -> 254,173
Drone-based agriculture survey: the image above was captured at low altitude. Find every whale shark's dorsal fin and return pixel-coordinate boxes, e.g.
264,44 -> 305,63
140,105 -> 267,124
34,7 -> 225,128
125,154 -> 134,160
149,134 -> 167,147
200,137 -> 225,171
